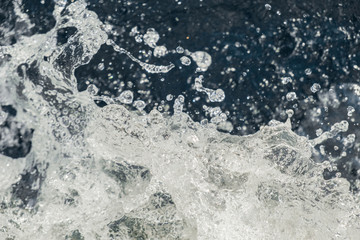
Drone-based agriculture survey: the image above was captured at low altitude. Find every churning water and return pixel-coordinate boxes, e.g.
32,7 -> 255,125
1,0 -> 360,239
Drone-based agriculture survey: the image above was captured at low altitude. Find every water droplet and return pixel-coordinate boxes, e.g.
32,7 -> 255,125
153,45 -> 167,58
286,92 -> 297,101
0,108 -> 8,125
129,26 -> 139,37
344,134 -> 356,148
316,128 -> 323,136
310,83 -> 321,93
178,95 -> 185,103
135,35 -> 143,43
200,119 -> 208,125
118,90 -> 134,104
143,28 -> 159,48
209,107 -> 221,118
190,51 -> 212,71
305,68 -> 312,75
133,100 -> 146,111
176,46 -> 184,54
330,120 -> 349,135
347,106 -> 355,117
286,109 -> 294,118
281,77 -> 291,84
98,62 -> 104,71
166,94 -> 173,101
173,95 -> 184,114
180,56 -> 191,66
209,89 -> 225,102
87,84 -> 99,95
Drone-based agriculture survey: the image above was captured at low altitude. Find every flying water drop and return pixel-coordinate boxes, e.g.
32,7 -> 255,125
180,56 -> 191,66
190,51 -> 212,71
117,90 -> 134,104
143,28 -> 160,48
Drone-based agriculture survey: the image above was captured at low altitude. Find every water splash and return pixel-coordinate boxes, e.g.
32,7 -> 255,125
0,1 -> 359,239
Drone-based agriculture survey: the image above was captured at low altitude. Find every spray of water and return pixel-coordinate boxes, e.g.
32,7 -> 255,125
0,1 -> 359,239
